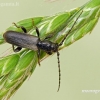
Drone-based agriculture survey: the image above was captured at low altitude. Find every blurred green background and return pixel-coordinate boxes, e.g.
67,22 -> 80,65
0,0 -> 100,100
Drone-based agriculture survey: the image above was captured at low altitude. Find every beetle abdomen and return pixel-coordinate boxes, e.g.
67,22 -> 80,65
3,31 -> 38,51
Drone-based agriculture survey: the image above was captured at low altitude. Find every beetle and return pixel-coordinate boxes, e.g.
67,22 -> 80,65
3,11 -> 82,91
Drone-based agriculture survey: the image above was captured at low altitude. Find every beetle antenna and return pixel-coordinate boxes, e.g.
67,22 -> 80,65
57,50 -> 61,92
58,10 -> 83,46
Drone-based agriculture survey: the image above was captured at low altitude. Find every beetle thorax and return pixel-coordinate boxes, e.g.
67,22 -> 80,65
37,40 -> 58,52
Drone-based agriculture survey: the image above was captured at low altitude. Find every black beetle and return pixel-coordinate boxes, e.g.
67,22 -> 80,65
3,11 -> 82,91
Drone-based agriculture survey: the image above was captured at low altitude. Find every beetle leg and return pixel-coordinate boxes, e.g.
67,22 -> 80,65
12,23 -> 27,51
31,19 -> 40,39
12,22 -> 27,33
46,51 -> 52,55
12,45 -> 22,52
34,26 -> 40,39
37,48 -> 41,66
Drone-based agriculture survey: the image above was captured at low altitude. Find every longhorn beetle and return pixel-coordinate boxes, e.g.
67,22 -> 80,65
3,11 -> 83,91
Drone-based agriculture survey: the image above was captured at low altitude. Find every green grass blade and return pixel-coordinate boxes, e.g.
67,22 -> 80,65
0,51 -> 37,99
